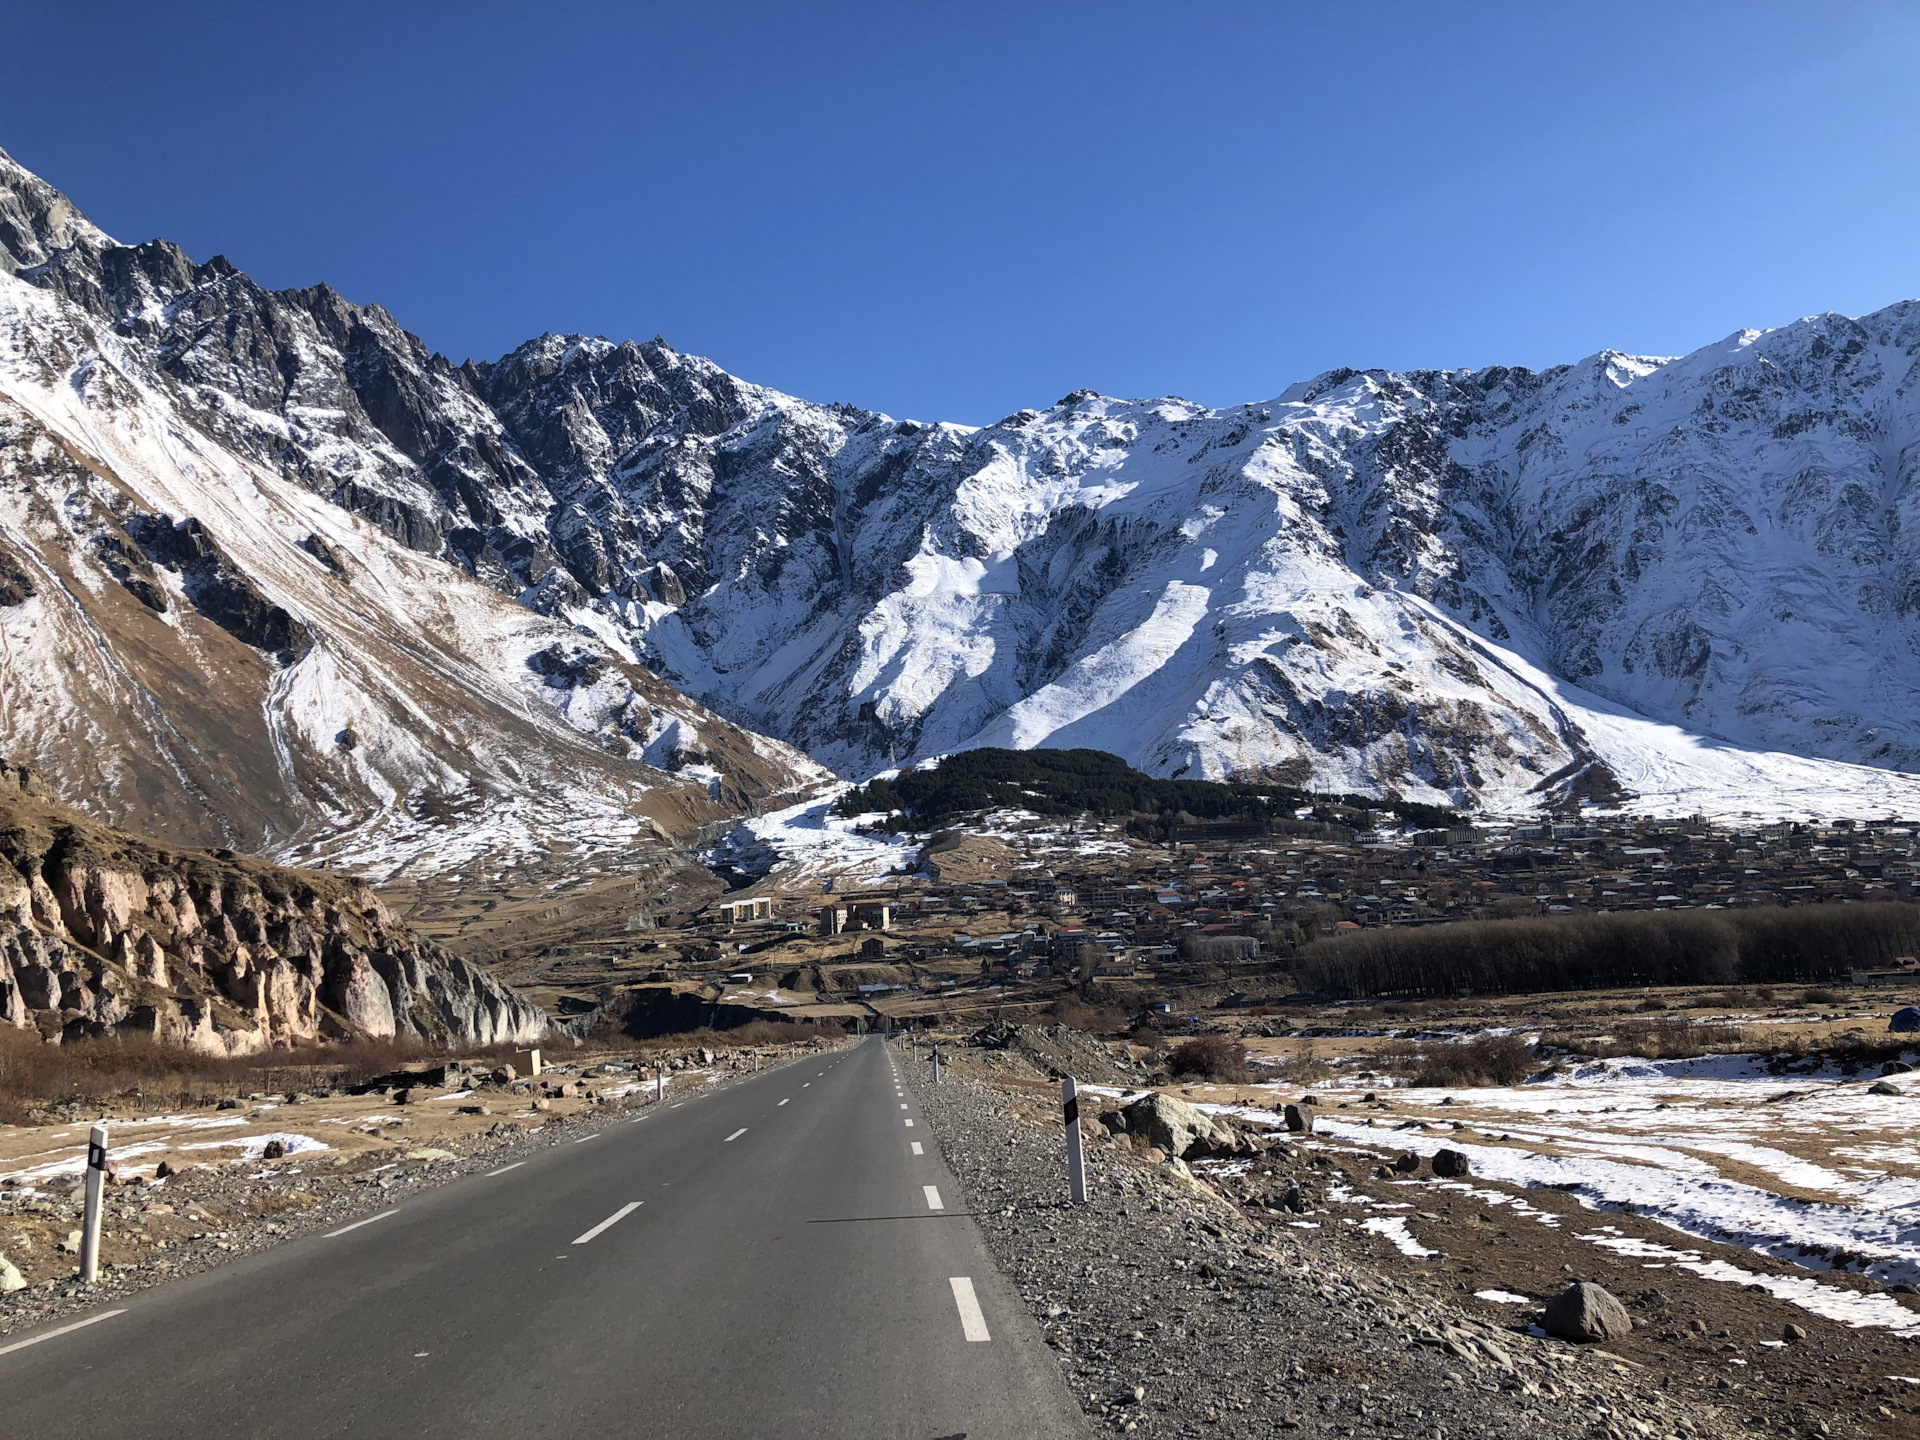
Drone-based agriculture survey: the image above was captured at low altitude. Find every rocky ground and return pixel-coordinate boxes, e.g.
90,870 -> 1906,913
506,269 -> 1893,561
903,1051 -> 1902,1440
0,1037 -> 846,1336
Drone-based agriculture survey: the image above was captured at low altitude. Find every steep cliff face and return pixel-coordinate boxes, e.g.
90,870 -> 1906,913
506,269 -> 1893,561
0,759 -> 546,1051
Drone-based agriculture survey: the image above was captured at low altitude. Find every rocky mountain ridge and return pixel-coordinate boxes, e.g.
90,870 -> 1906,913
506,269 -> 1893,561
6,146 -> 1920,819
0,757 -> 544,1050
0,148 -> 827,876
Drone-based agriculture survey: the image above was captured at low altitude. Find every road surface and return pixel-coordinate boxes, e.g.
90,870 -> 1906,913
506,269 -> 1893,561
0,1037 -> 1088,1439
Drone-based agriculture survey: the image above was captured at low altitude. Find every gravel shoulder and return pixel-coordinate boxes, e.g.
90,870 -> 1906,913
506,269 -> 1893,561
905,1052 -> 1735,1440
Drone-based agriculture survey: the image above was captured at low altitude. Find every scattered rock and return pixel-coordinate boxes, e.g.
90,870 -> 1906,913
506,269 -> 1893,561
1869,1081 -> 1904,1096
1543,1281 -> 1633,1343
261,1140 -> 287,1160
1430,1148 -> 1471,1178
1392,1152 -> 1420,1174
1783,1323 -> 1807,1342
1122,1091 -> 1233,1161
154,1160 -> 179,1179
0,1254 -> 25,1291
1282,1104 -> 1314,1135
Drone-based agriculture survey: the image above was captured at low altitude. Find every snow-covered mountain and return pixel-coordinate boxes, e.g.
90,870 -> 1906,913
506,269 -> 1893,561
0,151 -> 827,877
6,145 -> 1920,823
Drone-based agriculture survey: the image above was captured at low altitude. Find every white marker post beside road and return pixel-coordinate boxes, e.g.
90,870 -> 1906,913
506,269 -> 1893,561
81,1122 -> 107,1283
1061,1076 -> 1087,1204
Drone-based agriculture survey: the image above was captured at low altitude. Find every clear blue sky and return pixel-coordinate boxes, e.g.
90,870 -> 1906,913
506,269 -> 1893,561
5,1 -> 1919,425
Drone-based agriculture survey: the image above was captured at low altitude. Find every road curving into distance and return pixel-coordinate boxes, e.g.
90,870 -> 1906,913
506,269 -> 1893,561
0,1037 -> 1089,1439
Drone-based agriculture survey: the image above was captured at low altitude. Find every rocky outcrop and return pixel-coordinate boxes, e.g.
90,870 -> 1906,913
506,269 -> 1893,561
0,759 -> 546,1053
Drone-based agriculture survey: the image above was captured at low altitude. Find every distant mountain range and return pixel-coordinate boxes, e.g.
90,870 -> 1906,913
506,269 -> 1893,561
5,143 -> 1920,859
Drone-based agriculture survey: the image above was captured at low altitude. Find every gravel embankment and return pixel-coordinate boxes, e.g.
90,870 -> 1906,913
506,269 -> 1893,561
907,1060 -> 1713,1440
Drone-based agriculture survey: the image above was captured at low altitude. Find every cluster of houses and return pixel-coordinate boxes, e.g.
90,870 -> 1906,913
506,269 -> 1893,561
692,815 -> 1920,999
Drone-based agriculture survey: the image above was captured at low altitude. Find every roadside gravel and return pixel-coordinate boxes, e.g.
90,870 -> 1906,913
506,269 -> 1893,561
906,1057 -> 1729,1440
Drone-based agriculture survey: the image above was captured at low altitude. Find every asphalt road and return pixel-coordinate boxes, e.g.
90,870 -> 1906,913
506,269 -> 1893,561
0,1037 -> 1089,1439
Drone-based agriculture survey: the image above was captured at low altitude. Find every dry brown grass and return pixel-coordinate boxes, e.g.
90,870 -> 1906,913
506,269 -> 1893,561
0,1029 -> 427,1125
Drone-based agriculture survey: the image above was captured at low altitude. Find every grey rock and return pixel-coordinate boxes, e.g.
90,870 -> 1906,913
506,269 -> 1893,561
1122,1092 -> 1234,1161
1543,1281 -> 1633,1343
1431,1148 -> 1471,1178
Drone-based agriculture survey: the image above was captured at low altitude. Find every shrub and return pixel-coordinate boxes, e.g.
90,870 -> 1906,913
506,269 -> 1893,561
1386,1032 -> 1537,1088
1166,1034 -> 1251,1083
1800,987 -> 1844,1006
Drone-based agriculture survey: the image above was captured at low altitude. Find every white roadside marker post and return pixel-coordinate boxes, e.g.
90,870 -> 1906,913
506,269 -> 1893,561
1062,1076 -> 1087,1204
81,1122 -> 108,1283
655,1069 -> 665,1103
932,1047 -> 940,1084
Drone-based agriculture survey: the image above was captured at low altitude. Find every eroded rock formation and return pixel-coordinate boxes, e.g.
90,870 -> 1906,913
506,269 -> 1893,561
0,759 -> 546,1052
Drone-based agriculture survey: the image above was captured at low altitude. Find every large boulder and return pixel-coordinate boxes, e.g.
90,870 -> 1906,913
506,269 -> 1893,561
1543,1282 -> 1633,1343
1431,1148 -> 1472,1178
1122,1092 -> 1235,1161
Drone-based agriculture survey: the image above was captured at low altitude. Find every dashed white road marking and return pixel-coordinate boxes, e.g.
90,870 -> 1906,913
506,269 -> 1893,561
326,1210 -> 399,1238
911,1142 -> 924,1155
573,1202 -> 642,1244
574,1133 -> 601,1144
803,1083 -> 811,1088
904,1118 -> 914,1127
778,1098 -> 790,1106
949,1277 -> 991,1342
900,1103 -> 909,1110
484,1161 -> 526,1177
724,1128 -> 748,1142
924,1185 -> 944,1211
0,1309 -> 127,1358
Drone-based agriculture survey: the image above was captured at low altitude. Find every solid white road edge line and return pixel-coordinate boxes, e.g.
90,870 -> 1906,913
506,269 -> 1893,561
949,1277 -> 991,1342
911,1142 -> 924,1154
724,1128 -> 748,1142
924,1185 -> 944,1211
0,1308 -> 127,1358
572,1201 -> 642,1244
484,1161 -> 526,1177
326,1210 -> 399,1238
574,1134 -> 600,1144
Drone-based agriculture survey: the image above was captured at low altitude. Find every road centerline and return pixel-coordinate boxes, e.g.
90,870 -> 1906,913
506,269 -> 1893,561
572,1202 -> 642,1244
923,1185 -> 944,1211
724,1128 -> 747,1142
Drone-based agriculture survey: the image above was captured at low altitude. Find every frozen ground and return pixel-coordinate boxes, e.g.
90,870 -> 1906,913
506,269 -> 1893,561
1145,1049 -> 1920,1334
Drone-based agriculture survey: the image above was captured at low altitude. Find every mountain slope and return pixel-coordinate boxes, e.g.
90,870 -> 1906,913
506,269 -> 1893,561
6,146 -> 1920,820
0,151 -> 826,876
